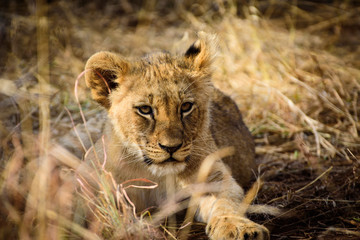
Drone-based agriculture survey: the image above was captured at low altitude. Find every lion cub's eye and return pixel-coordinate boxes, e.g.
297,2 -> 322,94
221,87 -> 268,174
137,105 -> 153,115
181,102 -> 193,114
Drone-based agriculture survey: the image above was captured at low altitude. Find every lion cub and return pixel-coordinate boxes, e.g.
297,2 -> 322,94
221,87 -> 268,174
84,33 -> 269,239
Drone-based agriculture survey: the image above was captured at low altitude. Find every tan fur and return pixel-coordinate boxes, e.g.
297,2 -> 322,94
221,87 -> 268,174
84,33 -> 268,239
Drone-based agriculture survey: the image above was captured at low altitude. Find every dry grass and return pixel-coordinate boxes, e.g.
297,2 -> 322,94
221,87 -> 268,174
1,0 -> 359,239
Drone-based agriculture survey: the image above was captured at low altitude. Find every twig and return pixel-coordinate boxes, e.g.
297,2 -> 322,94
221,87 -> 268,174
268,166 -> 333,204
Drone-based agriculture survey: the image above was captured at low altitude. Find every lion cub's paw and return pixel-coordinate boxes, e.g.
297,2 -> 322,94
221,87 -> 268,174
206,215 -> 269,240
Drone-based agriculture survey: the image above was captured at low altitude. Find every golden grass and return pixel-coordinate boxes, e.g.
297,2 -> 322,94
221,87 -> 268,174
1,0 -> 359,239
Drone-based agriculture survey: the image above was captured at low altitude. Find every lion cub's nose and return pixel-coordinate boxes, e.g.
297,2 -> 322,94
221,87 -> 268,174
159,143 -> 182,154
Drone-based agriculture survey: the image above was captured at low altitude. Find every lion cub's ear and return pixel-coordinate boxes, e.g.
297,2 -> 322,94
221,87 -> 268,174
85,51 -> 129,109
184,32 -> 218,72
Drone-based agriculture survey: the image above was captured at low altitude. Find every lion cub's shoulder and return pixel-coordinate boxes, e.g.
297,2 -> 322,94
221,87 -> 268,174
210,88 -> 256,186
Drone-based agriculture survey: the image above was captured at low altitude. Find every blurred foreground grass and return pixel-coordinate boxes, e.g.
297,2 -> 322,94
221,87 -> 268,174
0,0 -> 359,239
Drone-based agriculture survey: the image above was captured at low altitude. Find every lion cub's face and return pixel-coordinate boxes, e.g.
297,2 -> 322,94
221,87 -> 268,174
85,35 -> 216,176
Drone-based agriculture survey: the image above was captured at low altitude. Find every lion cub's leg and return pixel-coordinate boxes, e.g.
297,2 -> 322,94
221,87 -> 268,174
196,171 -> 269,240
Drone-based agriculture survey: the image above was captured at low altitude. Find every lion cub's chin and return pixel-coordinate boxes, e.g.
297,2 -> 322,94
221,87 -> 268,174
148,162 -> 187,177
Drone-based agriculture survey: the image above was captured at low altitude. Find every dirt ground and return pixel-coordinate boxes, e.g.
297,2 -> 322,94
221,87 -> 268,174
0,0 -> 359,239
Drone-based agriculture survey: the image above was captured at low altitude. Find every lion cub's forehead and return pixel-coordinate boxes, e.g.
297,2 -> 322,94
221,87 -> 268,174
131,53 -> 195,102
136,75 -> 190,106
136,53 -> 187,82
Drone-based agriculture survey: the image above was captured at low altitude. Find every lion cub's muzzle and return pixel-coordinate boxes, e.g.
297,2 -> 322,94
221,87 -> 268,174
143,141 -> 190,165
159,143 -> 182,154
157,142 -> 183,163
145,127 -> 189,163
